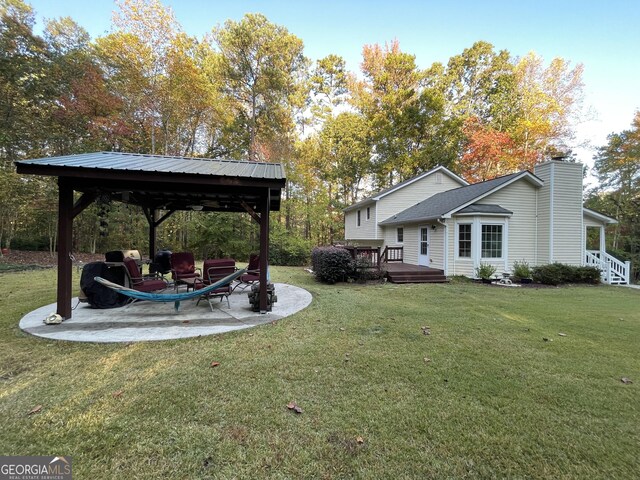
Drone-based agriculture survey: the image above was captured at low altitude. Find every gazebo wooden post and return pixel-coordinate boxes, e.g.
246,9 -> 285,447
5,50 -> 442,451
259,189 -> 270,313
148,208 -> 157,258
57,177 -> 74,319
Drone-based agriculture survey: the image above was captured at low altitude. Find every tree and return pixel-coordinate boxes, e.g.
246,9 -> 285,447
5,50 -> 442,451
0,0 -> 50,164
350,40 -> 450,187
459,116 -> 536,182
511,52 -> 585,159
588,112 -> 640,280
95,0 -> 180,154
310,54 -> 348,123
212,13 -> 306,161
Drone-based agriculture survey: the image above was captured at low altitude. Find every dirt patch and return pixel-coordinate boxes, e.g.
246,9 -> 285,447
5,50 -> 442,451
0,250 -> 103,268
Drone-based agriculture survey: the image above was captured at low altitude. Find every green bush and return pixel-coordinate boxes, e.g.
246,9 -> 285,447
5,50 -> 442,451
532,263 -> 601,285
311,247 -> 354,284
475,262 -> 497,279
9,236 -> 50,251
512,259 -> 532,279
269,231 -> 312,266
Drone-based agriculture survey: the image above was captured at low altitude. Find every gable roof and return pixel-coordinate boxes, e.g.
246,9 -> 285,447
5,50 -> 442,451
379,170 -> 542,225
583,207 -> 617,224
457,204 -> 513,215
343,165 -> 468,212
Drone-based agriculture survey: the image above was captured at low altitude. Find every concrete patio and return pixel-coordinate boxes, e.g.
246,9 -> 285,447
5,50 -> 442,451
19,283 -> 312,343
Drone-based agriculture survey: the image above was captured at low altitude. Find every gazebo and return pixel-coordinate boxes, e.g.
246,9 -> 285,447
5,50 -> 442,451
16,151 -> 286,318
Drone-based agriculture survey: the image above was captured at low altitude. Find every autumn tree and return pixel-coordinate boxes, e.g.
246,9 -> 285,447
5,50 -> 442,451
511,52 -> 585,159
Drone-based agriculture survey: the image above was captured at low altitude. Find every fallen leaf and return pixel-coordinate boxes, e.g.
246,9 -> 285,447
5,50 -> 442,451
28,405 -> 42,415
210,361 -> 221,368
293,405 -> 303,414
543,337 -> 552,342
558,333 -> 567,337
424,357 -> 431,363
356,436 -> 364,444
182,320 -> 190,324
621,377 -> 633,384
287,402 -> 296,410
112,390 -> 124,398
339,327 -> 345,331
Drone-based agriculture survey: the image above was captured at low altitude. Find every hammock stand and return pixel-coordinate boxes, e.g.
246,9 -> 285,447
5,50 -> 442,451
94,268 -> 247,312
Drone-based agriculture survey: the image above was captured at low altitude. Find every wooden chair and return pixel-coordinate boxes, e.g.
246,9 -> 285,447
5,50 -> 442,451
195,259 -> 237,310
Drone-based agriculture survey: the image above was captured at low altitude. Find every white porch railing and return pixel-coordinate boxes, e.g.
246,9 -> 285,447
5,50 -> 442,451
585,250 -> 631,285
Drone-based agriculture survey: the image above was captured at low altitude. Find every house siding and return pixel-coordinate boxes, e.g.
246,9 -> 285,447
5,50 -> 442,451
344,202 -> 376,241
481,180 -> 538,269
429,225 -> 445,270
376,173 -> 462,238
402,225 -> 420,265
535,161 -> 584,265
584,215 -> 604,228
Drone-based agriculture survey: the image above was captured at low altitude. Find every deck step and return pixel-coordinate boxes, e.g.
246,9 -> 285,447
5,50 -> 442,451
386,269 -> 448,284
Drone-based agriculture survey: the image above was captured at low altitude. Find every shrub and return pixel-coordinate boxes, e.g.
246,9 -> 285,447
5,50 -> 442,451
269,235 -> 311,266
353,254 -> 386,282
311,247 -> 354,284
532,263 -> 601,285
512,260 -> 532,279
475,262 -> 497,279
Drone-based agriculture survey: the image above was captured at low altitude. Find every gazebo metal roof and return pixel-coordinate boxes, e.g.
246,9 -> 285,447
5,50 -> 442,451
16,151 -> 286,212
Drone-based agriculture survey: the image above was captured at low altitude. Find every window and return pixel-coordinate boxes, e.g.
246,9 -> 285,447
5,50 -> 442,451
481,224 -> 503,258
458,224 -> 472,258
366,207 -> 370,220
397,227 -> 404,243
357,210 -> 361,227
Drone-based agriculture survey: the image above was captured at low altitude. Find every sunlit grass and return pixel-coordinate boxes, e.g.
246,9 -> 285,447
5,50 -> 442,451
0,267 -> 638,478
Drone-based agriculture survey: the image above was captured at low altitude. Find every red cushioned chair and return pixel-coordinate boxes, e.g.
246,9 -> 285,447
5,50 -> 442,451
195,258 -> 237,310
170,251 -> 202,291
234,253 -> 260,291
123,257 -> 168,293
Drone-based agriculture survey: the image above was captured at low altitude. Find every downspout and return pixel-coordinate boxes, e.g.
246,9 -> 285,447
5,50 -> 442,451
549,162 -> 555,263
438,218 -> 447,276
535,188 -> 538,265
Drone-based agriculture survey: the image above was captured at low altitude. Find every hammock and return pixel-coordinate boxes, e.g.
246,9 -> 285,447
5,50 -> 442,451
94,268 -> 247,312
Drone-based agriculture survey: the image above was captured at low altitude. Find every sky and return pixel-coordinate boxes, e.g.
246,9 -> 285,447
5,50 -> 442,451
28,0 -> 640,179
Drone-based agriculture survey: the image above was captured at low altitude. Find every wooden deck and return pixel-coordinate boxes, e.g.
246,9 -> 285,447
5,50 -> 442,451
383,262 -> 448,284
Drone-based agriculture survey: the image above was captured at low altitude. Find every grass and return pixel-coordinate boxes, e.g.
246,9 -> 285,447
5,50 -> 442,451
0,267 -> 638,478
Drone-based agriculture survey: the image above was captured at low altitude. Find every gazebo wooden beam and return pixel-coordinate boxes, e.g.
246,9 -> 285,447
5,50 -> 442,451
71,192 -> 97,219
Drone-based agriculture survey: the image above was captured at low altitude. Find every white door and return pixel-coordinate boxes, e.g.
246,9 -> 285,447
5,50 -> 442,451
418,226 -> 429,266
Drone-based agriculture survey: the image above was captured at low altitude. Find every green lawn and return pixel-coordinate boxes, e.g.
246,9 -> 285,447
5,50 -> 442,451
1,267 -> 638,478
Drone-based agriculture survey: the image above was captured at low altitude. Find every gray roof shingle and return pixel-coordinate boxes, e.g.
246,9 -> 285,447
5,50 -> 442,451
379,171 -> 536,225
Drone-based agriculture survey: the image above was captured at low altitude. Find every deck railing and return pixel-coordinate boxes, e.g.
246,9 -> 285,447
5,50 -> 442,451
342,246 -> 381,269
585,250 -> 631,285
381,246 -> 403,263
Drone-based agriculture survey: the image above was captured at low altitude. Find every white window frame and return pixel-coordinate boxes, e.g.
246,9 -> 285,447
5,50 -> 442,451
456,222 -> 473,259
357,210 -> 361,227
366,207 -> 370,220
454,217 -> 509,271
396,227 -> 404,244
480,223 -> 505,261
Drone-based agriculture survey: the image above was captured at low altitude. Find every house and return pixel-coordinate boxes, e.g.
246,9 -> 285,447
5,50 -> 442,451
343,160 -> 630,284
